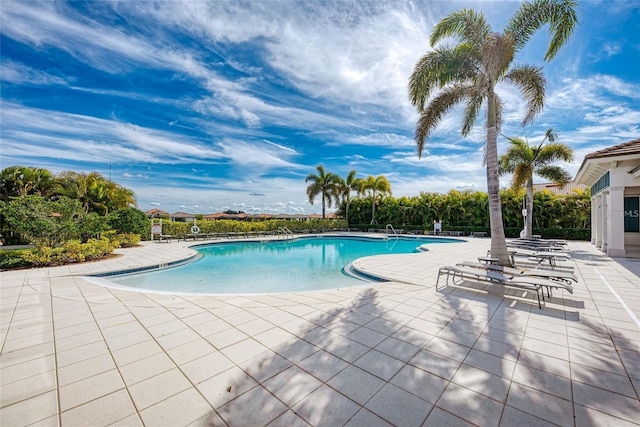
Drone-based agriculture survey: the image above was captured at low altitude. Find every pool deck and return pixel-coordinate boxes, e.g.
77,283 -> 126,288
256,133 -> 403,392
1,235 -> 639,426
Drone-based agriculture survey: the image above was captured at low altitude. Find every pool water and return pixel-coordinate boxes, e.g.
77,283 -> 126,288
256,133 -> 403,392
106,236 -> 459,294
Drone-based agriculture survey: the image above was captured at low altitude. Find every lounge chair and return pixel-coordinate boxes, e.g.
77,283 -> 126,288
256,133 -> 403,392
498,248 -> 572,267
459,261 -> 578,284
436,264 -> 573,308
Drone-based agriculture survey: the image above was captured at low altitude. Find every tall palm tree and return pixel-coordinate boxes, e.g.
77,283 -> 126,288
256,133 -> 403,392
335,170 -> 361,228
305,165 -> 340,219
408,0 -> 577,265
499,129 -> 574,238
358,175 -> 392,225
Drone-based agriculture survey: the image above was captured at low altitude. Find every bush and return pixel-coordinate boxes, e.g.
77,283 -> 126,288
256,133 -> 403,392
0,237 -> 117,270
107,208 -> 150,238
0,249 -> 32,270
107,232 -> 141,248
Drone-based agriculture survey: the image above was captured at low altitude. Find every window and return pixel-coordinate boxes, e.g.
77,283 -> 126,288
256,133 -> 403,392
624,197 -> 640,232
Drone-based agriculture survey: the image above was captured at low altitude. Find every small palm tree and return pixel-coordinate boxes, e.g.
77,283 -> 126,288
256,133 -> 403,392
408,0 -> 577,265
335,170 -> 361,228
358,175 -> 392,225
305,165 -> 340,219
499,129 -> 574,238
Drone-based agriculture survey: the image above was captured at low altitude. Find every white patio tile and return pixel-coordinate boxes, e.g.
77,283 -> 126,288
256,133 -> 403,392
409,349 -> 461,381
61,389 -> 136,426
506,383 -> 573,427
266,410 -> 313,427
390,364 -> 448,404
119,352 -> 176,386
353,349 -> 405,381
423,407 -> 475,426
451,364 -> 510,403
572,381 -> 640,424
196,365 -> 258,408
436,383 -> 503,427
292,384 -> 360,427
128,368 -> 192,410
374,336 -> 421,362
499,406 -> 557,427
239,351 -> 292,383
59,369 -> 125,411
217,385 -> 287,427
139,388 -> 212,427
327,365 -> 385,405
346,326 -> 388,348
0,369 -> 56,408
57,352 -> 116,387
511,363 -> 572,401
574,403 -> 640,427
262,365 -> 323,407
180,351 -> 235,384
220,338 -> 269,365
297,349 -> 349,382
323,336 -> 370,363
345,408 -> 394,427
365,383 -> 432,427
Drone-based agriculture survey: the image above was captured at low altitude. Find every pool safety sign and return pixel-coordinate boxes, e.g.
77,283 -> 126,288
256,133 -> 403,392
151,225 -> 162,235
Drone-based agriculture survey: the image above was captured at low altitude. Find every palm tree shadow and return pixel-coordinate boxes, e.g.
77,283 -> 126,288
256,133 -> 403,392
192,276 -> 638,427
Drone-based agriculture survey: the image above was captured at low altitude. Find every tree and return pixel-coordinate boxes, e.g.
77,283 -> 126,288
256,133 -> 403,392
335,170 -> 361,228
0,195 -> 84,247
55,171 -> 136,215
499,129 -> 574,238
408,0 -> 577,265
358,175 -> 392,225
0,166 -> 56,199
107,208 -> 150,237
305,165 -> 340,219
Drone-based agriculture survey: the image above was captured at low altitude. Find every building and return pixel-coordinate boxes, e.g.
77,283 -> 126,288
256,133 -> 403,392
574,139 -> 640,257
531,182 -> 587,195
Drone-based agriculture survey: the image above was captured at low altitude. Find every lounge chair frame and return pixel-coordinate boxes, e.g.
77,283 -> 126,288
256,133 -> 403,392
436,265 -> 574,308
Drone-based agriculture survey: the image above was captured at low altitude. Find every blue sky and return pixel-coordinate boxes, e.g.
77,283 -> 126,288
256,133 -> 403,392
1,1 -> 639,215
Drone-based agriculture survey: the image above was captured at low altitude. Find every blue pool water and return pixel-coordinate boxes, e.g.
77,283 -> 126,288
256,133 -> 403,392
105,236 -> 460,294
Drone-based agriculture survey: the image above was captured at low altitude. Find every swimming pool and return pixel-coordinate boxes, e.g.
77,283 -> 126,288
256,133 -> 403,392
98,235 -> 460,294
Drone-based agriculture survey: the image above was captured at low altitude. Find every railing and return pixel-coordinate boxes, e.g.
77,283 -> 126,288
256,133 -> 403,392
385,224 -> 398,237
277,226 -> 293,239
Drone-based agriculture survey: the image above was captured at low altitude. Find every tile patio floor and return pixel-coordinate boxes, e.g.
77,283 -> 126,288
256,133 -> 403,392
1,235 -> 639,426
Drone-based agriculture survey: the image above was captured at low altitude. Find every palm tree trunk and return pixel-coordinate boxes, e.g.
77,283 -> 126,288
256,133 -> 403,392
487,91 -> 510,266
321,193 -> 326,219
370,191 -> 377,225
526,178 -> 534,238
345,199 -> 350,229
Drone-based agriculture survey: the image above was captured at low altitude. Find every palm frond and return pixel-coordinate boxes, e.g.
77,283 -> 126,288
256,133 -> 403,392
512,163 -> 532,189
430,9 -> 490,49
461,85 -> 485,136
414,85 -> 471,157
537,142 -> 574,164
504,65 -> 546,125
408,45 -> 479,111
537,165 -> 573,186
505,0 -> 578,60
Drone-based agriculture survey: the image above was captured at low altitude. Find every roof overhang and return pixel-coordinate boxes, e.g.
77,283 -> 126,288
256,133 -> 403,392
575,151 -> 640,186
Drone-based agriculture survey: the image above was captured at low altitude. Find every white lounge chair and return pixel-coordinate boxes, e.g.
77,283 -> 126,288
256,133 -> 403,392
436,265 -> 574,308
459,261 -> 578,284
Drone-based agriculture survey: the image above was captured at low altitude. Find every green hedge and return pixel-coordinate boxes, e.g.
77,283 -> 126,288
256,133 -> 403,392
156,219 -> 347,236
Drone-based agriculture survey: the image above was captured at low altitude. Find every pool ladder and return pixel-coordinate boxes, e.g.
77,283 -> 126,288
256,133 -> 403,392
277,226 -> 293,239
385,224 -> 398,238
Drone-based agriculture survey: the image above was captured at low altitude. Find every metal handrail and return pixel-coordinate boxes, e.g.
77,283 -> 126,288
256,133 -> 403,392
385,224 -> 398,237
277,226 -> 293,239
